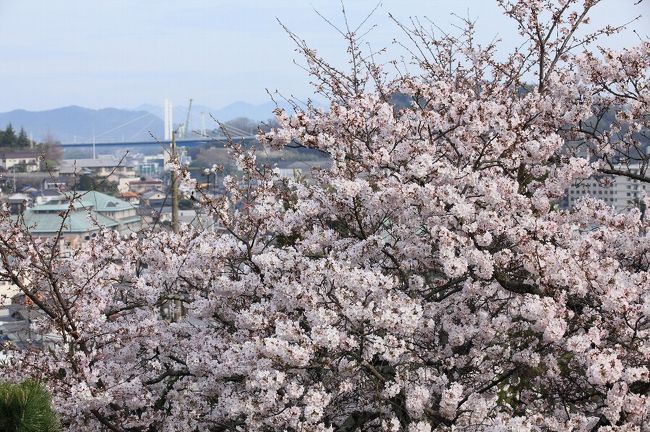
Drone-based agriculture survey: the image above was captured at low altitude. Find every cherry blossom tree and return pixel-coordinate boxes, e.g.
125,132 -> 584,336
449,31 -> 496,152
1,0 -> 649,430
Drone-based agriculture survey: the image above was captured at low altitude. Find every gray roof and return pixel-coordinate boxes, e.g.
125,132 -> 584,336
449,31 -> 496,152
284,160 -> 332,170
59,156 -> 134,174
1,151 -> 38,159
8,193 -> 31,202
141,190 -> 167,199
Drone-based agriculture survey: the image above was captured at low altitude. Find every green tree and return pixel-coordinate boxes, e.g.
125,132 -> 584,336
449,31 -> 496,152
0,380 -> 60,432
77,174 -> 118,194
179,198 -> 194,210
36,134 -> 63,170
1,124 -> 17,147
16,128 -> 31,148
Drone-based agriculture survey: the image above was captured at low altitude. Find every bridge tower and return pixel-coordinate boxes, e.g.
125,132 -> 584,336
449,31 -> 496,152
164,99 -> 173,141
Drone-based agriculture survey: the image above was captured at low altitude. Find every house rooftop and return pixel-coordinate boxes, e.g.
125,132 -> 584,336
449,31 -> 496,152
7,193 -> 32,202
29,191 -> 135,213
35,190 -> 65,197
18,209 -> 119,234
59,156 -> 134,174
129,179 -> 163,184
141,190 -> 167,199
15,191 -> 138,235
1,151 -> 38,159
67,190 -> 135,213
31,203 -> 72,212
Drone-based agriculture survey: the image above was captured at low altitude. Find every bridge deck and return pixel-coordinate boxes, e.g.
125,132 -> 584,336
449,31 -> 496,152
60,137 -> 257,148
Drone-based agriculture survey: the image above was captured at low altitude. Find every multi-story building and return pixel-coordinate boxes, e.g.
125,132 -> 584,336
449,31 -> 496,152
17,190 -> 141,251
138,160 -> 162,176
1,151 -> 39,172
566,165 -> 647,213
127,179 -> 164,194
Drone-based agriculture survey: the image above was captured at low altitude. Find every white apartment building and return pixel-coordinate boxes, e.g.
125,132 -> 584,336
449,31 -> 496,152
1,151 -> 39,172
566,165 -> 647,213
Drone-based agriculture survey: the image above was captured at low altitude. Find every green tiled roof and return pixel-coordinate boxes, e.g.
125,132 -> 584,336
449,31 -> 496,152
17,191 -> 138,234
18,210 -> 119,234
29,191 -> 134,213
68,191 -> 135,213
29,204 -> 71,212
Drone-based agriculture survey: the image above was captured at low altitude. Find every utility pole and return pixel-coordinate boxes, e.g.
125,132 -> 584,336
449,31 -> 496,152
171,131 -> 180,234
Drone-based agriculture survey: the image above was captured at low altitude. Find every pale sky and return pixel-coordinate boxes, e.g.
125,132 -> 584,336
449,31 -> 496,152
0,0 -> 647,112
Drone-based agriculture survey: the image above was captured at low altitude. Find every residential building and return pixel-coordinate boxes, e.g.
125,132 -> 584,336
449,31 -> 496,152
59,156 -> 136,182
117,176 -> 142,193
1,151 -> 39,172
117,191 -> 140,205
6,193 -> 32,214
138,161 -> 162,176
127,179 -> 164,194
566,165 -> 648,213
276,160 -> 332,180
0,304 -> 61,349
141,190 -> 167,208
32,189 -> 65,206
17,190 -> 141,250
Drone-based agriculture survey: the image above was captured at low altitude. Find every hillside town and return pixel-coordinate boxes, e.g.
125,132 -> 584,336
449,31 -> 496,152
0,142 -> 335,315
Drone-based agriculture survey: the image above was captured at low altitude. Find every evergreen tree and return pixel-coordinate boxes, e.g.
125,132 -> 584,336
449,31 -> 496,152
16,128 -> 31,148
0,380 -> 60,432
1,124 -> 17,147
77,174 -> 118,193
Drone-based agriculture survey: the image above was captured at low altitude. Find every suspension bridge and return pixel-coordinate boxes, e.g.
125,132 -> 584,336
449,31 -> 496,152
60,136 -> 258,149
60,98 -> 260,149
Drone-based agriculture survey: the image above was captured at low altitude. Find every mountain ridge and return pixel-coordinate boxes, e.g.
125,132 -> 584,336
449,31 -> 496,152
0,106 -> 164,144
0,100 -> 323,144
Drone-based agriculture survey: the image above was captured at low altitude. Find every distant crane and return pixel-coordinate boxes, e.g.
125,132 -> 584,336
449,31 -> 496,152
179,98 -> 193,138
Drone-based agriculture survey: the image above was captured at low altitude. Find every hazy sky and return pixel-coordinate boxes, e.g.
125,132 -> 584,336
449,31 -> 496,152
0,0 -> 647,112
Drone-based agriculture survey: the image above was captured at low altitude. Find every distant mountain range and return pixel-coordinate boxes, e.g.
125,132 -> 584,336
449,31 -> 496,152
0,100 -> 311,144
0,106 -> 164,144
